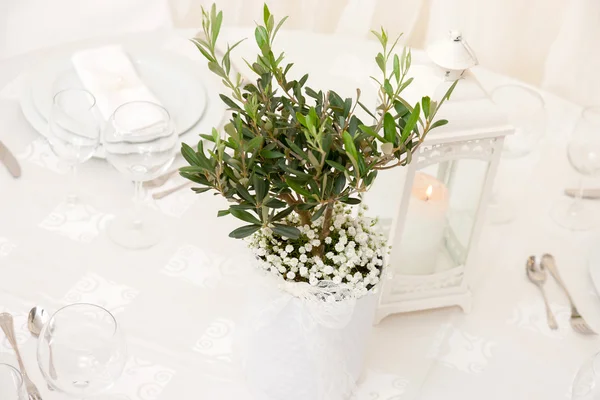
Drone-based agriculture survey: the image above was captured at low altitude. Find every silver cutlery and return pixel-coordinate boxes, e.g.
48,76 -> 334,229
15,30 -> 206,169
0,313 -> 43,400
564,188 -> 600,199
152,181 -> 192,200
541,253 -> 597,335
526,256 -> 558,330
28,307 -> 57,387
0,140 -> 21,178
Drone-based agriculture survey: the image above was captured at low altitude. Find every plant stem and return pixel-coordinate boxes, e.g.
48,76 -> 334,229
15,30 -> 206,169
317,202 -> 334,256
279,192 -> 311,225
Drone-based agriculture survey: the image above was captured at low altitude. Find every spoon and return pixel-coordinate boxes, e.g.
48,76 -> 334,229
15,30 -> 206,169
526,255 -> 558,330
28,306 -> 58,384
27,306 -> 49,337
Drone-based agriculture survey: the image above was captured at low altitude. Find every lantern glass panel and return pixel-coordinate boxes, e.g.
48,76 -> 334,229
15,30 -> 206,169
395,153 -> 491,276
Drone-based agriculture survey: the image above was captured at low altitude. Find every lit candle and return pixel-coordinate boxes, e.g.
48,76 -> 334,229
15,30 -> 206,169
397,172 -> 449,275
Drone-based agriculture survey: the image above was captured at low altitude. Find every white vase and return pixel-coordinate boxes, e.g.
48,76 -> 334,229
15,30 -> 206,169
240,275 -> 379,400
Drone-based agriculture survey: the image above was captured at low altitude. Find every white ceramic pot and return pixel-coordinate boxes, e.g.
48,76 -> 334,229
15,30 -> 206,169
241,277 -> 379,400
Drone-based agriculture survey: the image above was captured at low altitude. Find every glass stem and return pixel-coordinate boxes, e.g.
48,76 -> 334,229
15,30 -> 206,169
66,164 -> 78,206
570,177 -> 585,215
133,181 -> 144,229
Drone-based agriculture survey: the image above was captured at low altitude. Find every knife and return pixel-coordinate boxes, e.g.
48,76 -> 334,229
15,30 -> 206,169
0,140 -> 21,178
565,188 -> 600,199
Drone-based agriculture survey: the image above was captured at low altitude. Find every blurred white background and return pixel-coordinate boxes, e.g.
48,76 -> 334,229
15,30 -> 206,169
1,0 -> 599,105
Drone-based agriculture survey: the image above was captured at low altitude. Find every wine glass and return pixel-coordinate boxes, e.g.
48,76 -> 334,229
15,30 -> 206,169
551,106 -> 600,230
488,84 -> 546,224
37,303 -> 127,398
571,352 -> 600,399
103,101 -> 178,249
0,363 -> 26,400
48,89 -> 101,205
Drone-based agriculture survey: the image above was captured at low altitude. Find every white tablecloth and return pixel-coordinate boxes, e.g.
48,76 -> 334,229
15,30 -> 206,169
0,28 -> 599,400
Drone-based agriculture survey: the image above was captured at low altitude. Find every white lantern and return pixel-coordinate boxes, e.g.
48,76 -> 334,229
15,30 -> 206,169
363,38 -> 512,323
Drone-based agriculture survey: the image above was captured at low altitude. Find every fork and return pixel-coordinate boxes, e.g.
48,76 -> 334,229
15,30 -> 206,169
0,313 -> 43,399
541,254 -> 597,335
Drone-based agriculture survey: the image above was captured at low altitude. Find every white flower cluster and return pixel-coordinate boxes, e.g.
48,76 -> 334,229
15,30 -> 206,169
248,203 -> 388,298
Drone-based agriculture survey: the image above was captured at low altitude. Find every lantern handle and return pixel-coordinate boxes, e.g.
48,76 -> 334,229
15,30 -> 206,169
449,30 -> 479,67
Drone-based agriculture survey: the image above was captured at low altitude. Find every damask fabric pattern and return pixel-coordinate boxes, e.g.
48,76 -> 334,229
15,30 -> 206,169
1,30 -> 600,399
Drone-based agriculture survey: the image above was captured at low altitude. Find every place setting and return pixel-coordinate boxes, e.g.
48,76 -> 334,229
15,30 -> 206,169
3,2 -> 600,400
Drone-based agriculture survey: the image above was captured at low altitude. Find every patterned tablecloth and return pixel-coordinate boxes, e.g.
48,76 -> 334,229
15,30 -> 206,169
1,29 -> 599,400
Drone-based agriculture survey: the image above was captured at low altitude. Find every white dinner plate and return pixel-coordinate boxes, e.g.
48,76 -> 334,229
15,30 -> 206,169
19,45 -> 225,158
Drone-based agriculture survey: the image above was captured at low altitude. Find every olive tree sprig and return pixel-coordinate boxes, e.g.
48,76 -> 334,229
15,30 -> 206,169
180,4 -> 457,256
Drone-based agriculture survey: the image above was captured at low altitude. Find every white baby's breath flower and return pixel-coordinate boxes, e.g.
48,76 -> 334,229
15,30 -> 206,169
278,266 -> 286,274
334,243 -> 345,252
311,239 -> 321,246
304,243 -> 313,252
325,236 -> 332,244
306,230 -> 316,239
285,244 -> 294,253
323,265 -> 334,275
332,275 -> 342,284
299,254 -> 308,263
299,246 -> 306,254
286,271 -> 296,280
299,266 -> 309,276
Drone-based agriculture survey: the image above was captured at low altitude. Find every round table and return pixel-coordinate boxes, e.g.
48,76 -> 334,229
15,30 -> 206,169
0,28 -> 598,399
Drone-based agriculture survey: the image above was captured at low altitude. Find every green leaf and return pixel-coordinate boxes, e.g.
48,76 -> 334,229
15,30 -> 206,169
217,209 -> 230,217
229,224 -> 261,239
383,79 -> 394,97
342,131 -> 358,161
236,184 -> 256,204
208,61 -> 226,79
358,124 -> 385,142
272,224 -> 301,239
430,119 -> 448,130
341,197 -> 362,205
393,54 -> 400,82
307,152 -> 320,169
192,187 -> 210,194
311,205 -> 327,221
264,198 -> 286,208
260,150 -> 285,158
400,103 -> 420,142
246,136 -> 263,152
272,16 -> 289,41
394,101 -> 409,117
263,3 -> 271,26
383,112 -> 396,143
181,143 -> 200,166
326,160 -> 346,172
219,94 -> 242,110
334,174 -> 346,194
375,53 -> 385,73
230,208 -> 262,225
286,178 -> 312,197
253,175 -> 269,203
422,96 -> 431,119
273,206 -> 294,221
297,203 -> 316,211
254,26 -> 269,50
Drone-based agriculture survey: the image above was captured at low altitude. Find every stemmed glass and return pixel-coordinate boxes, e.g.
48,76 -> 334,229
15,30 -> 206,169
0,363 -> 26,400
47,89 -> 101,205
103,101 -> 178,249
551,106 -> 600,230
488,84 -> 546,223
571,351 -> 600,399
37,303 -> 127,399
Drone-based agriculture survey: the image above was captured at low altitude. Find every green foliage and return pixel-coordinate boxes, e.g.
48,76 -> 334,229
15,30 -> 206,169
182,3 -> 457,242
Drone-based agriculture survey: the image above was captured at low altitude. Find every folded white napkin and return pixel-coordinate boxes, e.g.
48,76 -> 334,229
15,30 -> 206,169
71,45 -> 162,123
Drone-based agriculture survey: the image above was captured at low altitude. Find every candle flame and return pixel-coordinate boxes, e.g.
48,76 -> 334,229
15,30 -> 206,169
425,185 -> 433,201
